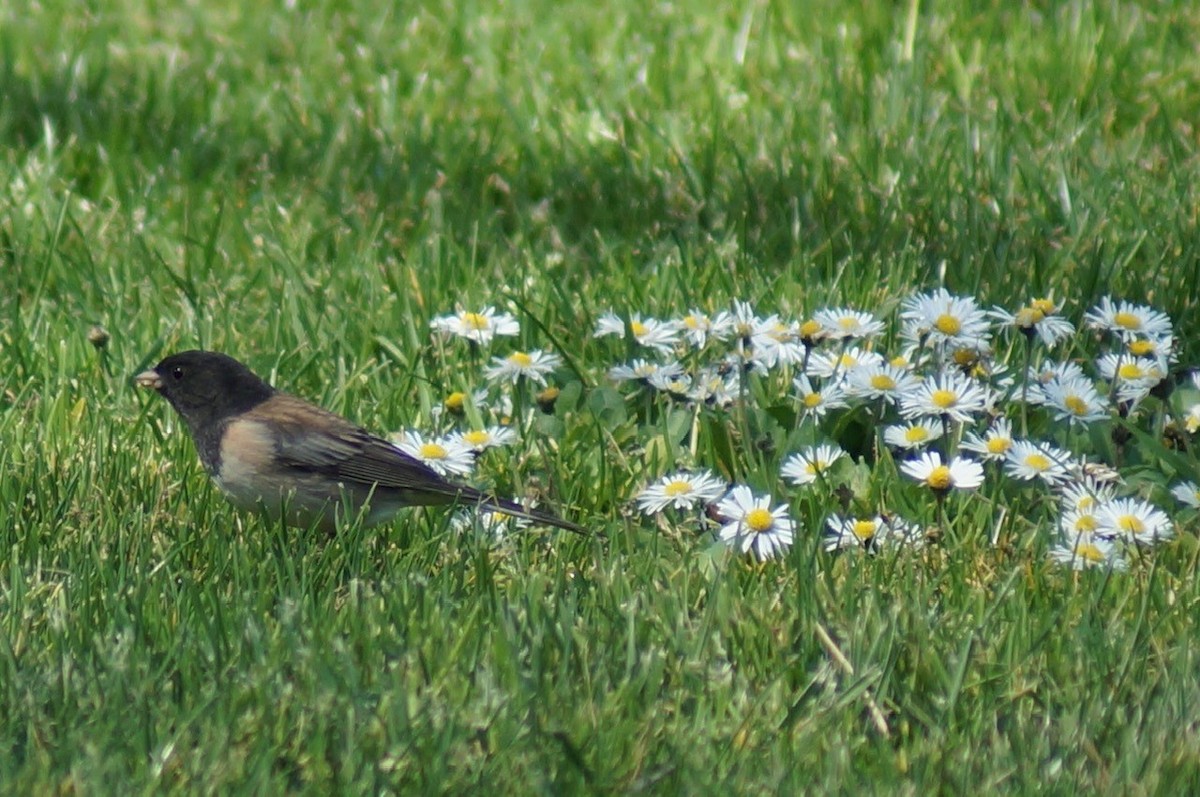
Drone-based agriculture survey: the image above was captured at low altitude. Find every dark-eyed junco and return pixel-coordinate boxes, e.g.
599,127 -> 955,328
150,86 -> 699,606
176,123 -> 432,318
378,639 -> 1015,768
136,350 -> 584,534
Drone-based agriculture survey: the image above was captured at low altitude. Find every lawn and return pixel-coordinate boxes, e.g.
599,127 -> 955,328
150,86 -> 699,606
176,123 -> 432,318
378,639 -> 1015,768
3,0 -> 1200,792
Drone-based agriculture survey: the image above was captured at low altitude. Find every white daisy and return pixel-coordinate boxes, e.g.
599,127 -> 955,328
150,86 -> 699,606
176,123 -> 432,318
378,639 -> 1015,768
1048,534 -> 1127,571
1060,507 -> 1102,539
781,444 -> 847,486
900,288 -> 992,350
430,306 -> 519,345
483,349 -> 562,386
647,369 -> 693,397
675,309 -> 733,348
636,471 -> 727,515
898,370 -> 993,423
1084,297 -> 1173,341
844,363 -> 921,405
813,307 -> 886,341
824,515 -> 884,551
961,418 -> 1016,461
1059,478 -> 1118,514
899,452 -> 985,492
1003,440 -> 1074,486
990,298 -> 1076,347
1095,353 -> 1166,387
806,347 -> 885,381
714,486 -> 796,561
792,374 -> 850,420
392,431 -> 476,477
1170,481 -> 1200,509
688,367 -> 739,407
1097,497 -> 1174,545
457,426 -> 518,451
883,420 -> 943,451
451,507 -> 530,539
1040,375 -> 1110,425
609,358 -> 684,384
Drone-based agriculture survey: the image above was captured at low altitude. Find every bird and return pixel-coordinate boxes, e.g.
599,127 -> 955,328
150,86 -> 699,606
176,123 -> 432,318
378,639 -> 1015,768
135,350 -> 584,534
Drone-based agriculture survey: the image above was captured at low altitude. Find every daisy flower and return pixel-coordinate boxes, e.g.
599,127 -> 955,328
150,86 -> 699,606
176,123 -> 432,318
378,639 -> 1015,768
1060,507 -> 1102,539
900,452 -> 985,493
1028,359 -> 1089,393
1059,478 -> 1118,514
1048,534 -> 1127,571
1170,481 -> 1200,509
451,507 -> 530,539
1084,297 -> 1173,341
431,388 -> 490,422
484,349 -> 562,386
1095,353 -> 1166,387
781,444 -> 847,486
675,309 -> 733,348
689,367 -> 739,407
714,486 -> 796,561
824,515 -> 884,551
844,362 -> 921,405
813,307 -> 886,341
1097,497 -> 1174,544
392,431 -> 476,477
898,370 -> 994,423
1003,440 -> 1074,486
877,516 -> 928,550
792,374 -> 850,420
990,298 -> 1076,347
430,306 -> 519,344
647,369 -> 693,397
1040,375 -> 1110,425
806,347 -> 886,381
636,471 -> 728,515
749,318 -> 805,369
883,420 -> 943,451
457,425 -> 518,451
961,417 -> 1016,461
900,288 -> 992,350
1186,404 -> 1200,434
593,311 -> 626,339
609,358 -> 684,384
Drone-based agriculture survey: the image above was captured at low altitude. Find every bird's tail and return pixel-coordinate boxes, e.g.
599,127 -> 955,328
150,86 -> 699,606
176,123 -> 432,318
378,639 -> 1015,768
469,492 -> 587,535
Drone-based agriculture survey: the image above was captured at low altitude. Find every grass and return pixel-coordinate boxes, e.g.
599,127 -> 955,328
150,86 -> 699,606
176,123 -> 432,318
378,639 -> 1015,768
3,0 -> 1200,792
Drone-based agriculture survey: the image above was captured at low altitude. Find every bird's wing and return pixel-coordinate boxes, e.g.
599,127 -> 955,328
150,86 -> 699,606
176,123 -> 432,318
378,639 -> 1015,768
255,395 -> 466,499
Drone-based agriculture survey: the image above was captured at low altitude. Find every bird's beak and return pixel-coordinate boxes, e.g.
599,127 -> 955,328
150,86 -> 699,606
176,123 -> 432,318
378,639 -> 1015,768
135,370 -> 163,390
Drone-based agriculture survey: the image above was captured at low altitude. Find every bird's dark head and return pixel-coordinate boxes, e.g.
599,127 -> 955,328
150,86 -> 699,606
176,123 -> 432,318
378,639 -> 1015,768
137,350 -> 275,428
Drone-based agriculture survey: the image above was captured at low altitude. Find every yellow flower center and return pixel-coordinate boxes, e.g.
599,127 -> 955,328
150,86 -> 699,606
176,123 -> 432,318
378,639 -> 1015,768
1113,311 -> 1142,331
986,437 -> 1011,455
952,348 -> 979,367
799,319 -> 822,338
462,430 -> 490,446
803,393 -> 824,408
935,314 -> 962,335
508,352 -> 534,367
444,391 -> 466,411
1117,362 -> 1146,380
890,354 -> 910,368
931,389 -> 958,409
870,374 -> 897,390
745,508 -> 775,533
420,442 -> 448,459
462,312 -> 489,330
682,314 -> 704,330
1077,495 -> 1095,511
927,465 -> 953,490
905,426 -> 930,443
1064,395 -> 1089,416
663,480 -> 693,497
1015,307 -> 1044,327
630,320 -> 648,336
1025,454 -> 1051,471
1128,339 -> 1155,356
1073,514 -> 1098,533
852,520 -> 877,541
839,354 -> 859,368
1075,542 -> 1105,563
1116,514 -> 1145,535
1030,298 -> 1056,315
838,317 -> 860,331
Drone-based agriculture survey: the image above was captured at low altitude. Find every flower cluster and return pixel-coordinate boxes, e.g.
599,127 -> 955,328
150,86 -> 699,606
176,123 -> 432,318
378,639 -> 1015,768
618,293 -> 1193,568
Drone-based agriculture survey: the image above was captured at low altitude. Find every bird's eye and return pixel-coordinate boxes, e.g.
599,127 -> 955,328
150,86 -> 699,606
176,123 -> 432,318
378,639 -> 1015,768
172,367 -> 184,380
